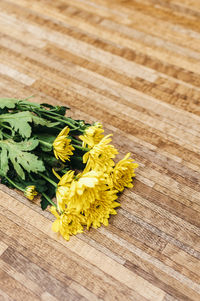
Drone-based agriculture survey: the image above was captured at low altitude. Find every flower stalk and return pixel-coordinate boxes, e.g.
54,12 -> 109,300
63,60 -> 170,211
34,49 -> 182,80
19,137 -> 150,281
4,176 -> 38,201
42,192 -> 57,208
38,173 -> 57,188
0,97 -> 138,242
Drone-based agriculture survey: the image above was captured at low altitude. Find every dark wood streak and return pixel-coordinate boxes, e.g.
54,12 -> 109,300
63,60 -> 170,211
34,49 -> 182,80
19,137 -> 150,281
0,0 -> 200,300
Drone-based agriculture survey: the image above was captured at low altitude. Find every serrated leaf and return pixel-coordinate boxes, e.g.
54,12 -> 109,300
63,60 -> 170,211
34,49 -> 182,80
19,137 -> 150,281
32,115 -> 59,128
0,112 -> 32,138
16,138 -> 39,151
0,96 -> 38,110
0,138 -> 45,179
0,98 -> 19,109
0,147 -> 9,176
0,111 -> 59,138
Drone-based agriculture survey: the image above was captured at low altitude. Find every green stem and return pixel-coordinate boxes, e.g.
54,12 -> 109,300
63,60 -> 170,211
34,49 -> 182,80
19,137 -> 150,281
39,109 -> 84,128
54,126 -> 84,133
38,140 -> 52,148
39,173 -> 57,188
41,109 -> 75,121
69,127 -> 85,133
72,144 -> 89,152
18,101 -> 87,132
4,176 -> 25,192
16,102 -> 78,129
0,123 -> 12,131
42,192 -> 57,208
2,132 -> 12,139
40,112 -> 78,129
70,137 -> 82,145
29,174 -> 35,182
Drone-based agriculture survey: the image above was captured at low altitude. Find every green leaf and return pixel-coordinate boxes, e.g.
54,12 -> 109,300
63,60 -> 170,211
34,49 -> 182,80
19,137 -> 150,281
0,138 -> 45,179
38,152 -> 60,166
41,103 -> 69,116
0,112 -> 32,138
0,129 -> 3,140
35,133 -> 55,152
40,197 -> 49,210
16,138 -> 39,151
40,184 -> 56,210
0,111 -> 59,138
0,98 -> 19,109
18,98 -> 40,108
0,147 -> 9,176
34,179 -> 48,193
22,178 -> 47,193
0,96 -> 39,110
32,116 -> 59,128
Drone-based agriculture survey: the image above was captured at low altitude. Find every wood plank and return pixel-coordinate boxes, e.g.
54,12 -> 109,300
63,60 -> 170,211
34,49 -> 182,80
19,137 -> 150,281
0,0 -> 200,300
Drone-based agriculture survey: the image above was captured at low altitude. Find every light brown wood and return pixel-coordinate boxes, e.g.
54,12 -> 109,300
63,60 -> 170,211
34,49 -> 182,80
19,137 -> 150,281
0,0 -> 200,300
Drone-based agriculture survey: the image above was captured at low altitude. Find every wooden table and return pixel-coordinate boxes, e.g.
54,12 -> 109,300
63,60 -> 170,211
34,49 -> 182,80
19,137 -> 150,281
0,1 -> 200,300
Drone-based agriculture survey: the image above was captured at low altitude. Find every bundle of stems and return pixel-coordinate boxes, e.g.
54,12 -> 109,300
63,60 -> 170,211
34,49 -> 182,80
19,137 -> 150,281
0,97 -> 138,241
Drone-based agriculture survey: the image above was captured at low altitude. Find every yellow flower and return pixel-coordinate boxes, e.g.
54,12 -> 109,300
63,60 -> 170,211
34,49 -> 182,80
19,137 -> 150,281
56,170 -> 74,212
58,170 -> 75,186
53,126 -> 74,162
50,206 -> 85,241
112,153 -> 139,192
56,185 -> 70,212
83,134 -> 118,173
24,185 -> 38,200
56,170 -> 106,212
79,123 -> 104,148
84,190 -> 120,229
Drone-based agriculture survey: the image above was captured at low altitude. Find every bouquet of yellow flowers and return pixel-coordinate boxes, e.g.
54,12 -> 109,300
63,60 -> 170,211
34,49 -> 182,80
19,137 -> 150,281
0,97 -> 138,241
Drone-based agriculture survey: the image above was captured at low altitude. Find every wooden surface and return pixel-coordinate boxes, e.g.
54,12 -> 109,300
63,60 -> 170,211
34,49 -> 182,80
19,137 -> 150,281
0,0 -> 200,300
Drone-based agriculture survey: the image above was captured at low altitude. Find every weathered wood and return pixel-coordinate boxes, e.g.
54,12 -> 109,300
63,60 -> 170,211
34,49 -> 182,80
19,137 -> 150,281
0,0 -> 200,300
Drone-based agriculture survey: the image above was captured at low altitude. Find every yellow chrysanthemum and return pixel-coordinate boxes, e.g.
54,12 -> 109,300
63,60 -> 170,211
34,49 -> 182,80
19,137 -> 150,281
79,123 -> 104,148
55,170 -> 107,212
112,153 -> 139,192
24,185 -> 38,200
84,190 -> 120,229
56,185 -> 70,212
56,170 -> 74,212
58,170 -> 74,187
83,134 -> 118,173
50,206 -> 85,241
53,126 -> 74,162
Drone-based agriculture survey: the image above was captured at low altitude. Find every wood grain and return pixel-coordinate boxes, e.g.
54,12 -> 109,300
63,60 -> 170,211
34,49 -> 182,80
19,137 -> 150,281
0,0 -> 200,300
